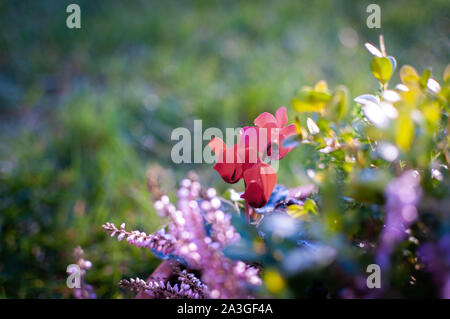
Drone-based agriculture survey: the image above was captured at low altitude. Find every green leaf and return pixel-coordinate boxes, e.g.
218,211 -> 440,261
419,69 -> 431,89
332,86 -> 349,120
370,57 -> 393,84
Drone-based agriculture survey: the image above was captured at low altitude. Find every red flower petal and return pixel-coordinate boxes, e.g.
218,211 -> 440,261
275,107 -> 288,127
209,138 -> 262,184
241,182 -> 265,208
212,162 -> 242,184
281,123 -> 297,138
247,108 -> 297,160
241,163 -> 277,208
208,137 -> 227,158
209,138 -> 243,184
254,112 -> 277,128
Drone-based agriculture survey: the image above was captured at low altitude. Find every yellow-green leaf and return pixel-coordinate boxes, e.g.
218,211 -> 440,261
291,97 -> 324,113
303,199 -> 319,216
396,114 -> 414,151
444,64 -> 450,83
294,116 -> 306,139
291,88 -> 332,113
263,269 -> 286,294
400,65 -> 420,85
332,86 -> 349,120
423,102 -> 441,132
287,204 -> 311,221
419,69 -> 431,89
370,57 -> 393,84
314,80 -> 329,92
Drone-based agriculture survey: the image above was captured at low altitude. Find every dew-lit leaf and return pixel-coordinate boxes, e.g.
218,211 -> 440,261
382,90 -> 401,103
426,78 -> 441,94
362,102 -> 389,128
395,83 -> 409,92
387,56 -> 397,71
354,94 -> 379,105
364,42 -> 383,58
379,101 -> 398,119
306,117 -> 320,135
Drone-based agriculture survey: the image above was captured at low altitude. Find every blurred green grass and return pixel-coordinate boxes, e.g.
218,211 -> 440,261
0,0 -> 448,297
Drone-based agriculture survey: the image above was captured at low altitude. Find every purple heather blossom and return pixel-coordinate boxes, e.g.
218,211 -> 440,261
104,175 -> 262,299
119,268 -> 206,299
68,246 -> 97,299
376,170 -> 422,270
102,222 -> 176,257
418,235 -> 450,299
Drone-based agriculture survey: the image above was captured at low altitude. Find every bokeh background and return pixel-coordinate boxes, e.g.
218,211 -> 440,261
0,0 -> 448,298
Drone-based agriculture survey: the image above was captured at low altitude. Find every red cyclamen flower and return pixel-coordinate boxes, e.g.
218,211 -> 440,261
242,106 -> 297,160
208,137 -> 259,184
209,107 -> 295,209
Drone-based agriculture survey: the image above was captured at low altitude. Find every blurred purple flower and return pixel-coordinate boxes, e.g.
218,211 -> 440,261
418,235 -> 450,299
377,170 -> 422,270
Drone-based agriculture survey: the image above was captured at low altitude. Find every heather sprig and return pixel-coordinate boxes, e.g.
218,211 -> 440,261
68,246 -> 96,299
119,276 -> 202,299
120,266 -> 207,299
177,269 -> 208,298
102,222 -> 176,257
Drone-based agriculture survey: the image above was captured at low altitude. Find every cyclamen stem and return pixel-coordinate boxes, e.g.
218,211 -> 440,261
245,200 -> 250,222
